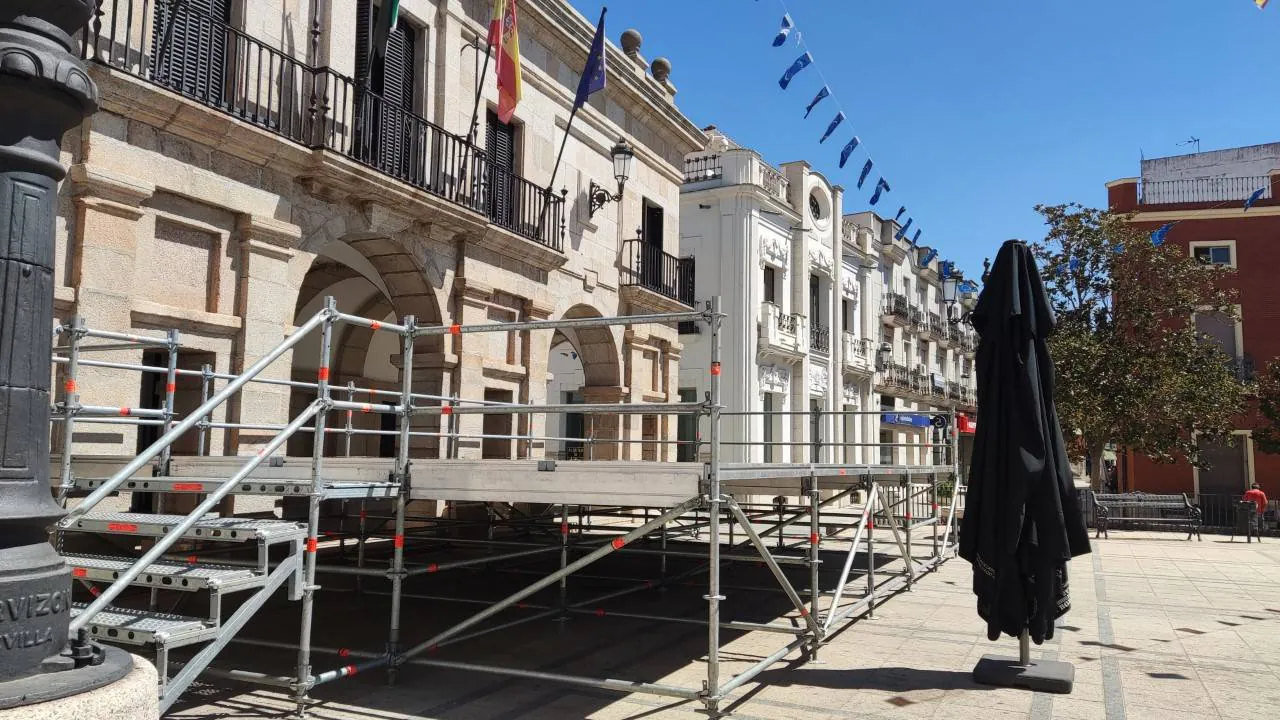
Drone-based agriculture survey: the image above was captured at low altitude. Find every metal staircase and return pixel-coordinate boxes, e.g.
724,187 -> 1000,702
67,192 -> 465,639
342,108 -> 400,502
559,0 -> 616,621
53,298 -> 416,715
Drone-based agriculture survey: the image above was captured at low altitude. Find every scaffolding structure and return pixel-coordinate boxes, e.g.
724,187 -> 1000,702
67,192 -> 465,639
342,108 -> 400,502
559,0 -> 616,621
52,297 -> 965,717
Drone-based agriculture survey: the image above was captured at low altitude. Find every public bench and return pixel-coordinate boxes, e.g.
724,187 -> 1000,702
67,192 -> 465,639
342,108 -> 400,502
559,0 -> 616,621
1091,491 -> 1202,541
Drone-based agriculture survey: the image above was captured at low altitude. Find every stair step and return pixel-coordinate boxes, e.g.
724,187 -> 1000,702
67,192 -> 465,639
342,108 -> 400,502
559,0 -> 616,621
74,476 -> 400,499
65,554 -> 266,593
72,603 -> 217,647
66,513 -> 305,544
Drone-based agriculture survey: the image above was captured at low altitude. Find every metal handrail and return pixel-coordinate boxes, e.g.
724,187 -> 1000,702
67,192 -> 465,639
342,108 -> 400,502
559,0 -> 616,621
68,306 -> 331,518
68,400 -> 324,634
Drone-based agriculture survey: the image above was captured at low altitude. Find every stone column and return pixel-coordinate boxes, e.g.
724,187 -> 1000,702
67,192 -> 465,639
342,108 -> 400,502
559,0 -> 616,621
230,214 -> 300,456
521,299 -> 554,459
581,385 -> 624,460
67,164 -> 154,455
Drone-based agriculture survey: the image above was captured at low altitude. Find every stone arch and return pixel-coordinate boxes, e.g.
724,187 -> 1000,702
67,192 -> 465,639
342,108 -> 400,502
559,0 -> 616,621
557,304 -> 621,388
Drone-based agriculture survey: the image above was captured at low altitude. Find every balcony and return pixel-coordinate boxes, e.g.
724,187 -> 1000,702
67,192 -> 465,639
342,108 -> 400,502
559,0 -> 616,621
947,380 -> 962,402
875,362 -> 912,393
842,333 -> 874,375
82,0 -> 564,252
930,373 -> 948,400
1139,176 -> 1273,206
683,154 -> 723,183
881,292 -> 911,327
924,312 -> 944,340
810,324 -> 831,354
759,302 -> 807,361
959,330 -> 977,353
908,306 -> 927,334
619,240 -> 695,310
1229,355 -> 1256,382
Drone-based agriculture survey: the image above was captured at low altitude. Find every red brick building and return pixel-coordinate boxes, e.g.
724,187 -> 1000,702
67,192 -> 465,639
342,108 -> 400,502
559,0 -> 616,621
1107,144 -> 1280,501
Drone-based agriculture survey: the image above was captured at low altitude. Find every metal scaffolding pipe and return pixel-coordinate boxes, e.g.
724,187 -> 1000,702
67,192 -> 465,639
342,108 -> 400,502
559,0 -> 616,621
410,401 -> 705,417
413,308 -> 708,337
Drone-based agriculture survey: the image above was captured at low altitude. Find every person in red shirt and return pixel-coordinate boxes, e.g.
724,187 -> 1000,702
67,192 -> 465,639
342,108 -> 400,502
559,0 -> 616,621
1243,483 -> 1269,535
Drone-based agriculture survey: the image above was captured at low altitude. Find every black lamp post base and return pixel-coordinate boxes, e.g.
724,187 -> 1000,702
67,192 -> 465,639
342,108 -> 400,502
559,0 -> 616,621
972,654 -> 1075,694
0,645 -> 132,710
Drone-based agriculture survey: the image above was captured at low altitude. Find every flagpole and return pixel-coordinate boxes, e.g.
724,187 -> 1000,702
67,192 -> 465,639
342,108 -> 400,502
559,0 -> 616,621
547,104 -> 579,192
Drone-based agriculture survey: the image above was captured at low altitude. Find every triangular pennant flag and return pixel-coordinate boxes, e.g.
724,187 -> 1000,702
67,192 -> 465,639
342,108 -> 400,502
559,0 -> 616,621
870,178 -> 891,205
1244,186 -> 1266,211
819,112 -> 845,144
839,136 -> 861,168
804,86 -> 830,118
857,159 -> 873,189
1151,222 -> 1174,245
778,52 -> 812,90
772,14 -> 793,47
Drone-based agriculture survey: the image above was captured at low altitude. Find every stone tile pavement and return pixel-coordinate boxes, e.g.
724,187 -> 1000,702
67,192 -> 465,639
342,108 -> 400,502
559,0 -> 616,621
167,530 -> 1280,719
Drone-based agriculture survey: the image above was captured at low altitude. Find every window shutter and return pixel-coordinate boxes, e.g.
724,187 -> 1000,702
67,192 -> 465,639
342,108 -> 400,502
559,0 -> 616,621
486,110 -> 516,227
355,0 -> 417,175
151,0 -> 230,105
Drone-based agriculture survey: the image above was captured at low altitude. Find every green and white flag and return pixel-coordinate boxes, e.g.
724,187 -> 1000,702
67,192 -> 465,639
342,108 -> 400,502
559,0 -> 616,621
371,0 -> 401,65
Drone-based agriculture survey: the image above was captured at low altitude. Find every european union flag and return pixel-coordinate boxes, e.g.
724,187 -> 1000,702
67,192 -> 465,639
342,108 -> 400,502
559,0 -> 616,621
912,229 -> 922,246
1245,186 -> 1266,211
870,178 -> 891,205
839,136 -> 860,168
773,14 -> 793,47
857,159 -> 873,189
895,218 -> 913,240
778,52 -> 813,90
804,86 -> 829,118
819,112 -> 844,144
573,8 -> 607,111
1151,222 -> 1174,246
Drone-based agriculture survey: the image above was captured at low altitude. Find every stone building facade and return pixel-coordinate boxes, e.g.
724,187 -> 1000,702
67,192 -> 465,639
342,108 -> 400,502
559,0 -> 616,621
57,0 -> 703,466
678,129 -> 977,466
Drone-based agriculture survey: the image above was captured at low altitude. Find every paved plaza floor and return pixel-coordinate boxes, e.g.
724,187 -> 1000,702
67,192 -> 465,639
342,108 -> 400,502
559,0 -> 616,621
167,530 -> 1280,719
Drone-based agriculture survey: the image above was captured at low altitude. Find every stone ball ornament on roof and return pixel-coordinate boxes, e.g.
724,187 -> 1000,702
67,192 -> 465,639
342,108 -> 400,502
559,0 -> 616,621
651,57 -> 671,83
620,28 -> 642,57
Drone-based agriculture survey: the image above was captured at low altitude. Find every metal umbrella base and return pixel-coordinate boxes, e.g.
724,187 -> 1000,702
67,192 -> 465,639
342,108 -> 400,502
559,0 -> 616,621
972,632 -> 1074,694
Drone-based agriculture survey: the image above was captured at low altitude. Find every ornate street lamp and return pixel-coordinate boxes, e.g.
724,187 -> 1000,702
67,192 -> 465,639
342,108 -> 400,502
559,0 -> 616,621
588,137 -> 635,218
0,0 -> 131,706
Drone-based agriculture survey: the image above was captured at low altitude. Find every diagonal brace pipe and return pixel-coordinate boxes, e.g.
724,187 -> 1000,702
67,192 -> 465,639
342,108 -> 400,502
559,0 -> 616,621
725,499 -> 823,640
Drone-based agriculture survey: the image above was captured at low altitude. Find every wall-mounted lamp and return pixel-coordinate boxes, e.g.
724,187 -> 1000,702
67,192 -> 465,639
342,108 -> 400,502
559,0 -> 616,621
588,137 -> 635,218
875,341 -> 893,371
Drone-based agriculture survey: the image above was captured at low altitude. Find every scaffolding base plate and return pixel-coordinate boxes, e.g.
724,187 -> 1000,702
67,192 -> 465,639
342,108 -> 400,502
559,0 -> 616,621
972,655 -> 1075,694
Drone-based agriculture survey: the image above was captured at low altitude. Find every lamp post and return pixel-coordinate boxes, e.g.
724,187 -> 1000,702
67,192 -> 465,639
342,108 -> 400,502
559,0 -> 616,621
0,0 -> 131,706
588,137 -> 635,218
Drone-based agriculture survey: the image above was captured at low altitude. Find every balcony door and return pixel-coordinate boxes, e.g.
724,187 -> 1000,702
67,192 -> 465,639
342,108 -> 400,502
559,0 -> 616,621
151,0 -> 231,106
485,109 -> 518,230
640,201 -> 666,293
355,0 -> 418,179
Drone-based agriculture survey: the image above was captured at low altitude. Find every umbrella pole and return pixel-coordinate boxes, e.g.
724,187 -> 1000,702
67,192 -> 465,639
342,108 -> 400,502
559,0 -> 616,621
1019,630 -> 1031,665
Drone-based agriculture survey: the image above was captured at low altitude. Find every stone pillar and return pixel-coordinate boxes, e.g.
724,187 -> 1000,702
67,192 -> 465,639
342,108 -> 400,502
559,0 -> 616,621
451,278 -> 491,459
581,386 -> 624,460
521,299 -> 554,459
662,343 -> 681,462
230,214 -> 300,455
67,164 -> 154,455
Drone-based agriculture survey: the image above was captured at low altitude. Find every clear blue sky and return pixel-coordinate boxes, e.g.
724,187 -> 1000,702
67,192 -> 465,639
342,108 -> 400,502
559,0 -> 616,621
567,0 -> 1278,277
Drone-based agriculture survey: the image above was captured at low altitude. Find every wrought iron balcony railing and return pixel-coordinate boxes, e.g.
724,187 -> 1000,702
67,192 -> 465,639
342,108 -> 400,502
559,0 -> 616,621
810,324 -> 831,353
81,0 -> 564,251
883,293 -> 910,321
619,240 -> 695,306
776,309 -> 798,335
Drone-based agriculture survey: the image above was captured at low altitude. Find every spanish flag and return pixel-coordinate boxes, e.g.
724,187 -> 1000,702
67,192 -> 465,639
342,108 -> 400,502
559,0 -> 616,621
489,0 -> 522,123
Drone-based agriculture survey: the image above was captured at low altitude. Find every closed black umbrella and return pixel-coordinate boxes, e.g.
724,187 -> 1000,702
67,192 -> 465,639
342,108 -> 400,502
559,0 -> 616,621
959,239 -> 1091,692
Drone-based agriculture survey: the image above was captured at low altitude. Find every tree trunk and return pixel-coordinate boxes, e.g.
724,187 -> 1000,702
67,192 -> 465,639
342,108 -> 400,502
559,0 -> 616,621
1086,438 -> 1108,491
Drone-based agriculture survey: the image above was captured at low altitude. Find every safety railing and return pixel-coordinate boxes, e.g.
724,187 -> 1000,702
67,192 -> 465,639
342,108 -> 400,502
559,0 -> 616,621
682,154 -> 722,183
1139,176 -> 1272,205
809,324 -> 831,353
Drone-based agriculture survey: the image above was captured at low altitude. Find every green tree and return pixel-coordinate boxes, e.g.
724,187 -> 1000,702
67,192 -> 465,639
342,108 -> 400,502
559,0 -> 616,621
1254,360 -> 1280,455
1031,203 -> 1246,489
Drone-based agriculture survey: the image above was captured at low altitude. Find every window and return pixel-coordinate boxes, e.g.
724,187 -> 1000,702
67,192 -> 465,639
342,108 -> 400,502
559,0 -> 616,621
810,274 -> 821,326
355,0 -> 419,175
764,266 -> 777,304
642,200 -> 665,249
1192,244 -> 1233,266
809,193 -> 823,220
1195,310 -> 1239,359
486,109 -> 519,227
881,263 -> 891,288
150,0 -> 232,105
935,348 -> 946,372
842,298 -> 855,333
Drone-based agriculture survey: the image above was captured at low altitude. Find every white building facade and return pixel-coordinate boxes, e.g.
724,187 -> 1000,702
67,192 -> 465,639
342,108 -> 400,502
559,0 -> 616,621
678,130 -> 977,466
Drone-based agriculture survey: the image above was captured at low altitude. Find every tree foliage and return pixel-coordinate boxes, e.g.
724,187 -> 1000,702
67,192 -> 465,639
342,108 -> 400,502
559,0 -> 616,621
1030,204 -> 1246,487
1254,360 -> 1280,456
